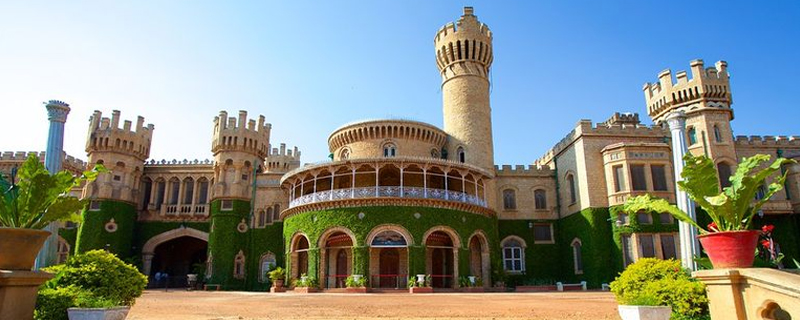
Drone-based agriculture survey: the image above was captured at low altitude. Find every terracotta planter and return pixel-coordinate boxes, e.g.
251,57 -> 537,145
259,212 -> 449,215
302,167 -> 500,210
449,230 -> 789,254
698,230 -> 760,268
68,306 -> 130,320
409,287 -> 433,294
293,287 -> 319,293
0,228 -> 51,270
345,287 -> 368,293
618,305 -> 671,320
273,279 -> 284,288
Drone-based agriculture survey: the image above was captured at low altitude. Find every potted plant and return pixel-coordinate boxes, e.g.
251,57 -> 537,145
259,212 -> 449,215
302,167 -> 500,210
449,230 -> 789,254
344,274 -> 368,293
268,266 -> 286,293
407,274 -> 433,293
459,275 -> 484,292
624,154 -> 794,268
0,155 -> 102,320
610,258 -> 708,320
292,274 -> 319,293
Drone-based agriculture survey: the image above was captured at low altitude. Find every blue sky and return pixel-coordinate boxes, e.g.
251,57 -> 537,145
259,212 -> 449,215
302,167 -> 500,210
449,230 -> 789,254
1,1 -> 798,166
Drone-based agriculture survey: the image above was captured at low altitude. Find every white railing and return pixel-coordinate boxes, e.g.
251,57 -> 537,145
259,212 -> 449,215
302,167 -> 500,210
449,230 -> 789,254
159,204 -> 210,217
289,186 -> 487,208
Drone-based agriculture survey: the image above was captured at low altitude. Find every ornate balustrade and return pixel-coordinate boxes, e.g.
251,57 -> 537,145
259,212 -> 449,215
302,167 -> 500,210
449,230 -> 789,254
159,204 -> 209,217
289,186 -> 487,208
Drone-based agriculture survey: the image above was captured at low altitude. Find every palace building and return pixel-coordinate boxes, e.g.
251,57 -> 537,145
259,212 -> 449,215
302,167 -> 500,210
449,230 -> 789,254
2,7 -> 800,291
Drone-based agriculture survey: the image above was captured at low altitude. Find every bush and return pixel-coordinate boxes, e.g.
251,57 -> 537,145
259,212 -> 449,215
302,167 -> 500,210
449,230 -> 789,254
292,274 -> 318,287
44,250 -> 147,306
345,275 -> 367,288
610,258 -> 708,319
35,285 -> 117,320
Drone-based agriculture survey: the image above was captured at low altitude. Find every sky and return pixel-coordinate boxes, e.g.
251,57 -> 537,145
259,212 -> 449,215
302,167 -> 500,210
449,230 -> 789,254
1,1 -> 798,166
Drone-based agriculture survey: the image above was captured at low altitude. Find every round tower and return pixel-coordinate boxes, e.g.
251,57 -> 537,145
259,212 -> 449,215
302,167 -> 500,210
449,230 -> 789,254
435,7 -> 495,171
206,110 -> 270,289
77,110 -> 154,257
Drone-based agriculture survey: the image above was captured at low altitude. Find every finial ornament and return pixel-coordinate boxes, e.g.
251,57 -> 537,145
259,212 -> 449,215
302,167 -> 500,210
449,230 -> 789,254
45,100 -> 71,123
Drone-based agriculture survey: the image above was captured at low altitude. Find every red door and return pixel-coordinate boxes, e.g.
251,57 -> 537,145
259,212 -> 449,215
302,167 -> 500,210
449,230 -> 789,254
379,248 -> 400,288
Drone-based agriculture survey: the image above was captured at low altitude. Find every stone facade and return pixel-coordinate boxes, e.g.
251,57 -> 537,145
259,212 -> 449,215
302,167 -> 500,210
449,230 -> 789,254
4,6 -> 800,291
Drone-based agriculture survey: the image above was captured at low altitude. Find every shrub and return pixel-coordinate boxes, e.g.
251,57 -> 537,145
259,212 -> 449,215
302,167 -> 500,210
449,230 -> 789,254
345,275 -> 367,288
292,274 -> 318,287
44,249 -> 147,306
610,258 -> 708,319
268,266 -> 286,282
35,287 -> 80,320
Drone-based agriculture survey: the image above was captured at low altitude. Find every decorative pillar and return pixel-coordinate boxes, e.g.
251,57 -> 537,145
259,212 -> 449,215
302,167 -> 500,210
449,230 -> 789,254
665,111 -> 701,271
36,100 -> 70,269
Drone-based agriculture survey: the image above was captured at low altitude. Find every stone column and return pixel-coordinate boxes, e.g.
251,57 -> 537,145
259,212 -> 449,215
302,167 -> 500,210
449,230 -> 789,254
665,111 -> 701,270
35,100 -> 70,269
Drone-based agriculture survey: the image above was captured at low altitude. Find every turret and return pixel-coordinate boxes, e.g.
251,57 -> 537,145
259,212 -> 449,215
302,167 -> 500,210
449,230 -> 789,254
265,143 -> 301,173
436,7 -> 495,172
210,110 -> 271,200
643,59 -> 733,124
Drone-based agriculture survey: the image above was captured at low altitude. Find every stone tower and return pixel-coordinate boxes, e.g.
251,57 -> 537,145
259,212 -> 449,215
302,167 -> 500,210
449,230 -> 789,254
206,110 -> 270,290
77,110 -> 154,256
436,7 -> 495,171
643,60 -> 738,167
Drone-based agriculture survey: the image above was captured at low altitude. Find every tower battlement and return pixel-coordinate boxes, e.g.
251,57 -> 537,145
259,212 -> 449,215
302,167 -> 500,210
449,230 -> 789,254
434,7 -> 493,82
643,59 -> 733,123
735,135 -> 800,146
85,110 -> 154,161
494,164 -> 554,176
266,143 -> 302,173
600,112 -> 641,126
211,110 -> 271,159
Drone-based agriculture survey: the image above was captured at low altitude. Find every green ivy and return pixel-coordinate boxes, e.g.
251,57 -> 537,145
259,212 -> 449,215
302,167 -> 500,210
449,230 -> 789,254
75,200 -> 136,258
610,205 -> 680,271
58,227 -> 78,256
497,219 -> 561,284
205,199 -> 250,290
558,207 -> 617,288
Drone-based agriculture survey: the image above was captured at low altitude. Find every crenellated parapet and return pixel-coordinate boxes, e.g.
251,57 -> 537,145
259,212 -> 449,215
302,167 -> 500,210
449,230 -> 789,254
211,110 -> 271,159
494,164 -> 554,177
600,112 -> 640,126
328,119 -> 447,161
85,110 -> 154,161
643,59 -> 733,123
434,6 -> 493,83
0,151 -> 87,175
266,143 -> 301,173
734,135 -> 800,146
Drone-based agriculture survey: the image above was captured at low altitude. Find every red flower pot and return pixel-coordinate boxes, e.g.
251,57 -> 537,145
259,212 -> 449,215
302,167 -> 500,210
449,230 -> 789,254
697,230 -> 759,268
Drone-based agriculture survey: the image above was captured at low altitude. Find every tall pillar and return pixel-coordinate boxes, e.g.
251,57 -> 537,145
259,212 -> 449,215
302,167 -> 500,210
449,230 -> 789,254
666,111 -> 701,271
36,100 -> 71,269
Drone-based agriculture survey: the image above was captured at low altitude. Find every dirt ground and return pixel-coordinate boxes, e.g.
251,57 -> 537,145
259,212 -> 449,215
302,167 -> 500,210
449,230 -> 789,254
127,289 -> 620,320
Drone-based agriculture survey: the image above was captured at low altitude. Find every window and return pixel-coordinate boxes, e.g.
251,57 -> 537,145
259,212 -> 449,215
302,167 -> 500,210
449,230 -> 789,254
718,163 -> 732,189
639,234 -> 656,258
206,255 -> 213,279
651,165 -> 668,191
259,253 -> 276,283
155,180 -> 166,207
113,175 -> 121,181
457,147 -> 465,163
502,189 -> 516,210
221,200 -> 233,211
713,125 -> 723,143
340,148 -> 350,160
613,165 -> 625,192
630,165 -> 647,191
659,213 -> 673,224
534,189 -> 547,210
533,223 -> 554,243
636,212 -> 652,225
430,149 -> 439,159
383,143 -> 396,157
197,179 -> 209,204
621,234 -> 634,267
567,174 -> 577,204
169,179 -> 180,205
688,127 -> 697,145
89,200 -> 101,211
233,250 -> 246,279
755,184 -> 767,200
617,213 -> 629,225
57,238 -> 70,264
257,210 -> 266,228
265,207 -> 274,224
571,239 -> 583,274
660,234 -> 677,260
273,204 -> 281,221
502,239 -> 525,272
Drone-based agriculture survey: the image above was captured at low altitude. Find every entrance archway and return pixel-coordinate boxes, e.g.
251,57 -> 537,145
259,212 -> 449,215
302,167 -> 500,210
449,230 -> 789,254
468,231 -> 491,288
367,225 -> 412,289
319,228 -> 355,289
290,234 -> 310,280
142,227 -> 208,279
150,236 -> 207,287
424,228 -> 460,289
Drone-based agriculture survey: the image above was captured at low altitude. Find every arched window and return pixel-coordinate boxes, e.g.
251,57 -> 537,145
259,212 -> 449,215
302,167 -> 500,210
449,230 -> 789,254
257,210 -> 266,228
431,149 -> 440,159
265,207 -> 274,224
687,127 -> 698,145
273,204 -> 281,221
567,174 -> 577,204
502,189 -> 516,210
340,148 -> 350,160
206,255 -> 213,279
501,237 -> 525,272
383,143 -> 396,157
57,237 -> 70,264
259,253 -> 277,283
233,250 -> 246,279
713,125 -> 723,143
457,147 -> 465,163
718,163 -> 732,189
534,189 -> 547,210
572,239 -> 583,274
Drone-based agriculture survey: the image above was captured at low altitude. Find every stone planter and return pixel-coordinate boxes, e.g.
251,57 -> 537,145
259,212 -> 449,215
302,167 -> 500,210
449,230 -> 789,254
409,287 -> 433,294
345,287 -> 368,293
67,306 -> 130,320
0,228 -> 51,270
273,279 -> 285,288
698,230 -> 760,268
270,285 -> 286,293
293,287 -> 319,293
617,305 -> 671,320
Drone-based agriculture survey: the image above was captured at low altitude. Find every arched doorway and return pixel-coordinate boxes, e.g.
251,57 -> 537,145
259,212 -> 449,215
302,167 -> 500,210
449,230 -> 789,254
150,236 -> 207,288
290,234 -> 310,280
468,232 -> 491,288
319,230 -> 355,289
425,230 -> 458,288
369,230 -> 409,288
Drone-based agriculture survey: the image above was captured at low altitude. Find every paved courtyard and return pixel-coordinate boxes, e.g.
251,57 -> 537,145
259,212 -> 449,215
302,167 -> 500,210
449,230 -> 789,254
127,290 -> 619,320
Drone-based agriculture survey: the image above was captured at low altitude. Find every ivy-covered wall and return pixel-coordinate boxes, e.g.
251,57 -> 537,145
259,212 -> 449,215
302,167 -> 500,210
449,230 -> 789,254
246,222 -> 285,291
58,227 -> 78,255
609,205 -> 680,270
557,208 -> 617,288
497,220 -> 560,285
282,206 -> 499,286
206,199 -> 251,290
75,200 -> 136,258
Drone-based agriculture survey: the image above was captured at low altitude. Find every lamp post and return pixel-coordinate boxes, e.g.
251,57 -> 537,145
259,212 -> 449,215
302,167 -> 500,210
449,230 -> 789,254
34,100 -> 71,269
665,111 -> 701,271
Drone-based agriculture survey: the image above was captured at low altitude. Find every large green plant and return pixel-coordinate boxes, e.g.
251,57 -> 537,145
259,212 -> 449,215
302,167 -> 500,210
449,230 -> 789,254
624,154 -> 794,233
0,154 -> 103,229
43,250 -> 147,306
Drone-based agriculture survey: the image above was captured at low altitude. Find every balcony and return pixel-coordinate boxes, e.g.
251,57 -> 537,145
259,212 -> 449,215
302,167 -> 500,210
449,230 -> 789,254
289,186 -> 487,208
159,204 -> 209,218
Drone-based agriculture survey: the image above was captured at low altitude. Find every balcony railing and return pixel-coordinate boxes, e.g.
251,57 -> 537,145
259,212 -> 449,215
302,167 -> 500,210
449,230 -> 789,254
160,204 -> 209,217
289,186 -> 487,208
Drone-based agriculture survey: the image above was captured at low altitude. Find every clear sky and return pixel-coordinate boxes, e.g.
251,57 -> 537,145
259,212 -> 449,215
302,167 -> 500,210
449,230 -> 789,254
1,1 -> 798,166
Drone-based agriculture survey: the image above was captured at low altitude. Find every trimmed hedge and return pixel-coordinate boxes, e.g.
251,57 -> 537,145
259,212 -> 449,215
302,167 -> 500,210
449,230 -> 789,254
75,200 -> 136,258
